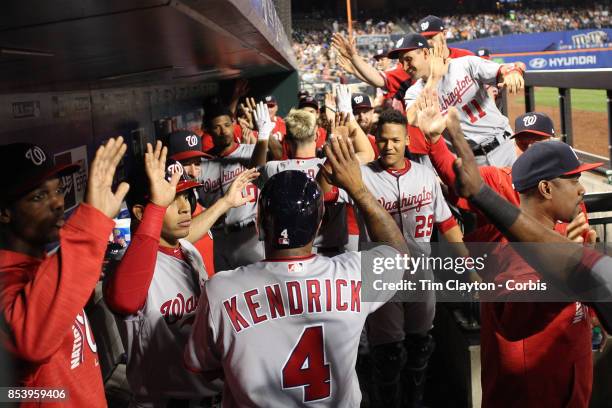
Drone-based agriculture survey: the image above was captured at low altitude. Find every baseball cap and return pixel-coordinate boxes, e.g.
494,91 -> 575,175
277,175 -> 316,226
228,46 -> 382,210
373,49 -> 388,60
417,15 -> 445,37
127,159 -> 202,206
264,95 -> 277,106
511,141 -> 602,192
351,93 -> 372,110
0,143 -> 80,201
476,48 -> 491,60
298,96 -> 319,110
297,90 -> 310,99
511,112 -> 555,139
387,33 -> 428,59
166,130 -> 209,161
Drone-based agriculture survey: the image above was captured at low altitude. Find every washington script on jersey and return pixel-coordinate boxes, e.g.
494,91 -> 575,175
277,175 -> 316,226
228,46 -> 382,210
223,277 -> 363,333
439,74 -> 476,111
378,187 -> 433,213
202,166 -> 247,191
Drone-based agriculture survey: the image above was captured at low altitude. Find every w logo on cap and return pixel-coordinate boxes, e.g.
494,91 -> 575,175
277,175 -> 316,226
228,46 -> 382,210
25,146 -> 46,166
421,21 -> 430,31
185,135 -> 198,147
353,95 -> 363,104
167,163 -> 184,176
396,37 -> 404,48
522,115 -> 538,127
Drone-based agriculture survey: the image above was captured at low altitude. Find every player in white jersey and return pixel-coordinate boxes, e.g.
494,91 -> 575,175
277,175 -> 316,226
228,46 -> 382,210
260,106 -> 374,256
320,109 -> 466,407
399,33 -> 524,167
104,142 -> 258,407
198,103 -> 273,271
185,135 -> 422,407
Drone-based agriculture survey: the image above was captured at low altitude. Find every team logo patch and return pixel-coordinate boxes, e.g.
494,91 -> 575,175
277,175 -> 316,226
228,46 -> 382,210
185,134 -> 198,147
265,96 -> 272,102
522,114 -> 537,127
167,163 -> 184,176
288,262 -> 304,273
353,95 -> 363,104
420,21 -> 429,31
25,146 -> 46,166
396,37 -> 404,48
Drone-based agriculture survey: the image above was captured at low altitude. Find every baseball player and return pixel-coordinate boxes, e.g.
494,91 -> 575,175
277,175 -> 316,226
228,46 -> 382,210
185,134 -> 416,406
263,95 -> 287,137
165,130 -> 216,276
320,109 -> 465,407
0,138 -> 129,408
260,93 -> 374,256
416,89 -> 594,244
481,142 -> 600,408
197,103 -> 273,271
104,142 -> 257,407
401,33 -> 524,167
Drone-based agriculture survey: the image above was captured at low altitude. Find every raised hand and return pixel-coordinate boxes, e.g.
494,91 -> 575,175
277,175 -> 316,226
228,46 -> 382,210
232,79 -> 250,100
144,141 -> 181,207
85,137 -> 130,218
241,126 -> 257,144
222,168 -> 260,208
498,69 -> 524,94
253,101 -> 275,141
331,33 -> 357,59
566,212 -> 598,244
335,84 -> 353,115
429,41 -> 449,79
336,54 -> 356,75
319,135 -> 364,196
416,88 -> 445,143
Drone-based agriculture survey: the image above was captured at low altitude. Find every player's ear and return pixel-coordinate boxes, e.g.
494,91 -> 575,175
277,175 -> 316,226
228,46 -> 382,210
538,180 -> 553,199
131,204 -> 145,222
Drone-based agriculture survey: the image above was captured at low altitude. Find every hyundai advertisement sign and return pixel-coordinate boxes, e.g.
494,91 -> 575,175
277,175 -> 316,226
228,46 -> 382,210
494,49 -> 612,71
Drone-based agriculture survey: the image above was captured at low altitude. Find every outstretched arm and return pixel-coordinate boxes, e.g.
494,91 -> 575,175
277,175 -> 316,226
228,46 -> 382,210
332,33 -> 386,89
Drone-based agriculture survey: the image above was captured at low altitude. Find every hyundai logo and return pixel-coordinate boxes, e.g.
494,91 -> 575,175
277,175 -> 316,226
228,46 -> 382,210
529,58 -> 548,69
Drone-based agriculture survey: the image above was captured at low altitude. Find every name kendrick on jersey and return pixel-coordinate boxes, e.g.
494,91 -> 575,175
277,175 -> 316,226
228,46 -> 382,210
223,278 -> 362,333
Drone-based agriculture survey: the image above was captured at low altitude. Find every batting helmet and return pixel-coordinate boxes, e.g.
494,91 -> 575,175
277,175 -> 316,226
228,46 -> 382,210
257,170 -> 324,249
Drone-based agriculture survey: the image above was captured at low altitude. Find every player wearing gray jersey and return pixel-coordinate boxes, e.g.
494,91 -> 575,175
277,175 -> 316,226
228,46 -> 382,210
320,109 -> 466,407
186,136 -> 418,407
260,108 -> 374,256
105,142 -> 257,407
398,33 -> 524,167
197,105 -> 270,271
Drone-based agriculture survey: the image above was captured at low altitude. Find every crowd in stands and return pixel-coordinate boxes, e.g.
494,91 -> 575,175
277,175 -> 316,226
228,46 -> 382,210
292,4 -> 610,82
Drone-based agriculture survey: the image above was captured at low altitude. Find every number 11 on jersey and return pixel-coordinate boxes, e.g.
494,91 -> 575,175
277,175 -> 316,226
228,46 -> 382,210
282,325 -> 331,402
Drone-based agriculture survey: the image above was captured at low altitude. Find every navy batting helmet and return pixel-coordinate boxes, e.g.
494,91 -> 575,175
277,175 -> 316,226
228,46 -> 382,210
257,170 -> 324,249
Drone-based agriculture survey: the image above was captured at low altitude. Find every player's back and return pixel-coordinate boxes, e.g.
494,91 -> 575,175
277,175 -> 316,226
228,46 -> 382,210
199,246 -> 400,407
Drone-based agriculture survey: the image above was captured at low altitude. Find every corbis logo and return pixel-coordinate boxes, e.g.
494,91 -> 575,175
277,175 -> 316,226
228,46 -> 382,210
185,135 -> 198,147
420,21 -> 429,31
529,58 -> 547,69
353,95 -> 363,104
522,115 -> 537,127
25,146 -> 46,166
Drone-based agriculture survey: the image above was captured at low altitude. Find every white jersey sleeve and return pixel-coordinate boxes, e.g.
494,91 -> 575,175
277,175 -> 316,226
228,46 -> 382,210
464,56 -> 501,86
184,285 -> 222,375
404,79 -> 425,110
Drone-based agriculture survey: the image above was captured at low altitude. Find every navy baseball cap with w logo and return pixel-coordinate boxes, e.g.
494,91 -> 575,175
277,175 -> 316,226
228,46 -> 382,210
417,15 -> 445,37
511,112 -> 556,139
351,93 -> 372,110
166,130 -> 209,162
512,141 -> 602,192
0,143 -> 80,201
387,33 -> 428,59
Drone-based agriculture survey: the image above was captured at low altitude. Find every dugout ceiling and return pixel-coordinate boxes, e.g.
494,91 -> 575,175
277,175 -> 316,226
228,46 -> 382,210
0,0 -> 297,93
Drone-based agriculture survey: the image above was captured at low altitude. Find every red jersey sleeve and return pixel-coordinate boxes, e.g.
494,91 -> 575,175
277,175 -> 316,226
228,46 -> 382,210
104,203 -> 166,315
0,204 -> 113,362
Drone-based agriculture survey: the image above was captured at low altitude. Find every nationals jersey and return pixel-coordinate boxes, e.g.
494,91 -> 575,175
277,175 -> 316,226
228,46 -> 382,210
117,240 -> 221,399
333,159 -> 456,254
198,143 -> 257,227
405,56 -> 512,145
261,158 -> 348,249
185,246 -> 404,407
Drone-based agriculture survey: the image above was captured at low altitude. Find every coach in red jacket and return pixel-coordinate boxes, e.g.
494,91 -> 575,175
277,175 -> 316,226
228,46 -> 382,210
0,138 -> 128,407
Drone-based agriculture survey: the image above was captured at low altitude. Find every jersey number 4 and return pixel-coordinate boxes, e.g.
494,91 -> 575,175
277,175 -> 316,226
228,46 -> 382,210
282,326 -> 331,402
461,99 -> 486,124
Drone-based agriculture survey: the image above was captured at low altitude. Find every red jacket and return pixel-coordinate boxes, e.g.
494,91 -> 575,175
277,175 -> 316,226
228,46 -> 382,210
481,243 -> 593,408
0,204 -> 111,408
